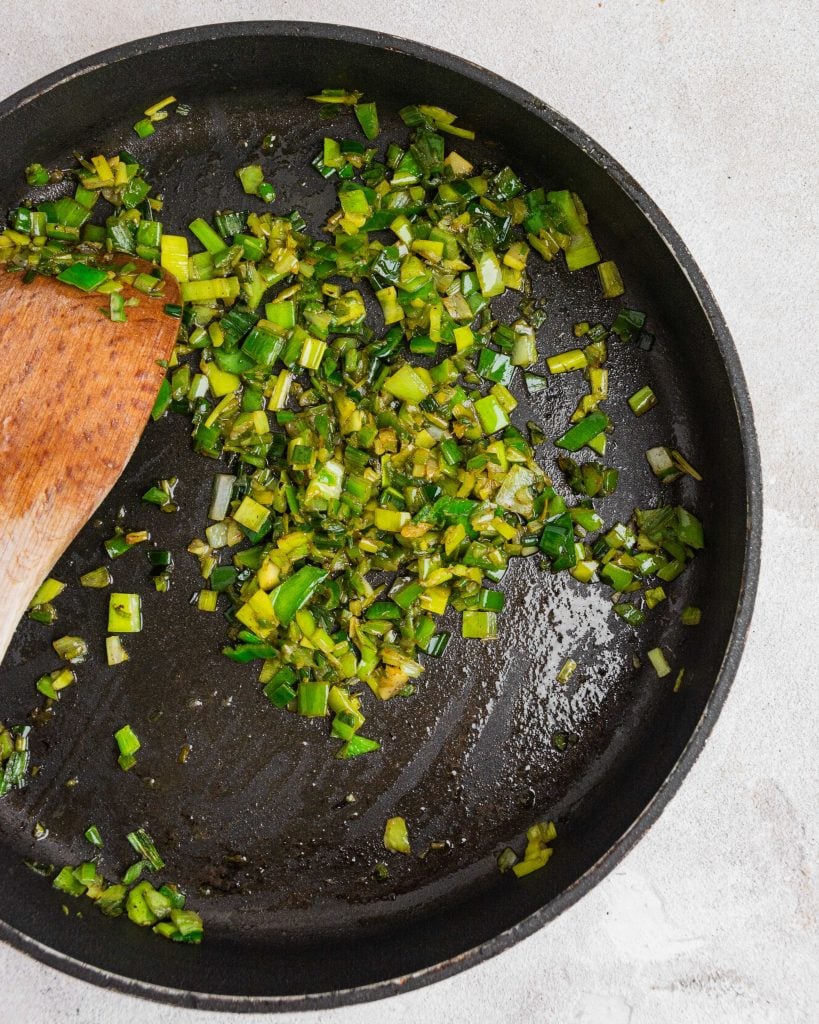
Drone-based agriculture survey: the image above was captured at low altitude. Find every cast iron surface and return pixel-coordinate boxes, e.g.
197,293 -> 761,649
0,22 -> 761,1011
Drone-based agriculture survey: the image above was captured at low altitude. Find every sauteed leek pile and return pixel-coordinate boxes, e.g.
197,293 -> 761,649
1,93 -> 704,776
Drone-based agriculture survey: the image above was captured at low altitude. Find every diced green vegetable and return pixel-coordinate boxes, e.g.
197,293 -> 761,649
2,89 -> 708,785
647,647 -> 671,678
383,816 -> 411,854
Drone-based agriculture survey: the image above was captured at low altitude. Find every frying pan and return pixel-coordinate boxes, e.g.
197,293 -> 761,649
0,22 -> 761,1011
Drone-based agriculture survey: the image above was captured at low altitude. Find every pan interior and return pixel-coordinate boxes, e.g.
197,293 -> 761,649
0,26 -> 751,1002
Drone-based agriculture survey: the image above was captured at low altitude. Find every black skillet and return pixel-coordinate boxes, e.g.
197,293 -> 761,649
0,22 -> 761,1012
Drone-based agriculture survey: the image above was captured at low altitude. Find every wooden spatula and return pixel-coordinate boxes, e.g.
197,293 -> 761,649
0,266 -> 179,661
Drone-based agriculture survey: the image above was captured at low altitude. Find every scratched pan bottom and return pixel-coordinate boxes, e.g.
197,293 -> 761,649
0,23 -> 759,1011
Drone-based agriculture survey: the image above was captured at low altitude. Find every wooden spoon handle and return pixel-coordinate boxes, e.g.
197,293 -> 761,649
0,267 -> 178,662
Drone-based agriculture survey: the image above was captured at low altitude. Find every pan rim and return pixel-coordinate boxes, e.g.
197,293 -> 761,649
0,18 -> 762,1013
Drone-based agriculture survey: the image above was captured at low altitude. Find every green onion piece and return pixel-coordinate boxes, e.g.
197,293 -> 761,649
29,577 -> 65,607
197,590 -> 218,613
151,378 -> 172,421
354,102 -> 380,139
108,593 -> 142,633
126,881 -> 159,926
188,217 -> 226,254
25,162 -> 50,185
497,847 -> 519,873
105,636 -> 129,666
647,647 -> 672,678
462,610 -> 498,640
628,385 -> 657,416
547,348 -> 586,374
56,262 -> 108,292
610,308 -> 646,343
383,364 -> 431,403
104,534 -> 133,559
269,565 -> 328,626
600,562 -> 633,592
235,165 -> 272,200
337,735 -> 381,758
208,474 -> 235,521
53,866 -> 86,897
108,291 -> 126,322
121,860 -> 150,885
79,566 -> 112,588
597,260 -> 624,298
613,603 -> 645,627
298,681 -> 330,718
524,372 -> 550,394
554,411 -> 608,452
474,394 -> 510,434
383,816 -> 411,854
133,118 -> 156,138
646,447 -> 681,483
114,725 -> 140,770
52,635 -> 87,663
556,658 -> 577,684
28,602 -> 57,624
169,908 -> 204,943
681,605 -> 702,625
671,450 -> 703,481
97,884 -> 127,916
126,828 -> 165,871
84,825 -> 103,848
308,88 -> 363,105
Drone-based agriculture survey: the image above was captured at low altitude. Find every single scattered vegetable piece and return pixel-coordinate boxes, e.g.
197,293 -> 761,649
597,260 -> 625,298
84,826 -> 103,848
126,828 -> 165,871
547,349 -> 586,375
133,118 -> 156,138
628,385 -> 657,416
122,860 -> 149,886
29,578 -> 65,608
510,820 -> 557,878
497,847 -> 519,873
52,635 -> 87,663
114,725 -> 140,771
556,659 -> 577,684
681,605 -> 702,625
555,411 -> 609,452
383,816 -> 411,855
36,668 -> 75,699
647,647 -> 671,678
646,446 -> 680,483
354,102 -> 379,139
108,593 -> 142,633
308,88 -> 363,105
106,636 -> 129,666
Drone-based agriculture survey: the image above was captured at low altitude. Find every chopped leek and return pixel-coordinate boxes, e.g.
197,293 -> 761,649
647,647 -> 672,678
383,816 -> 411,854
4,89 -> 708,780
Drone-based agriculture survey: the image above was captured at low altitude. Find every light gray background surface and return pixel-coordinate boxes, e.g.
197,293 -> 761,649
1,2 -> 816,1021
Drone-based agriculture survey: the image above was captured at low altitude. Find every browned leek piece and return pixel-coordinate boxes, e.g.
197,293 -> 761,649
0,264 -> 179,660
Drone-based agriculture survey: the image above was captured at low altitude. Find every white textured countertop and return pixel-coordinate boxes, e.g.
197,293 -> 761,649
1,2 -> 816,1021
